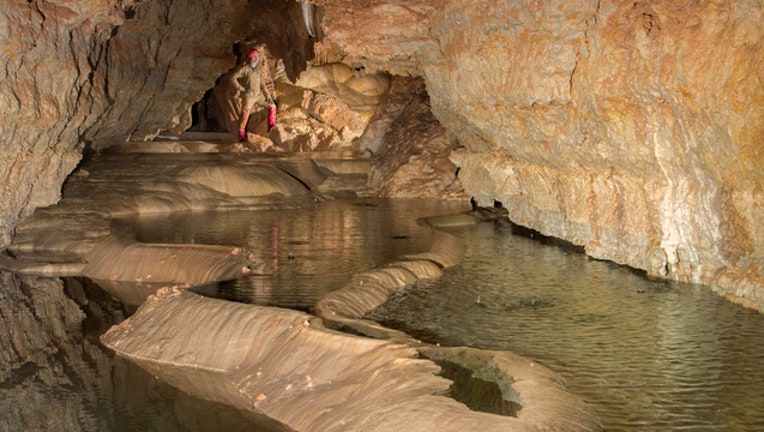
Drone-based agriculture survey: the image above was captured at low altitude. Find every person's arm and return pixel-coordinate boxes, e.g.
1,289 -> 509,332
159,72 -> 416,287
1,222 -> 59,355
230,66 -> 246,93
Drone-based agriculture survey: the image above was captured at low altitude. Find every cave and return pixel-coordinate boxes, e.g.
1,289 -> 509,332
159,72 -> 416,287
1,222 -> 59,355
1,1 -> 763,431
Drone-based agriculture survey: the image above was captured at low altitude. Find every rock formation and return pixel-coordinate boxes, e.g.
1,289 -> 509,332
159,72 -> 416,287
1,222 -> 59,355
10,1 -> 762,429
1,0 -> 310,248
367,76 -> 466,200
319,0 -> 764,310
0,2 -> 761,304
100,224 -> 602,432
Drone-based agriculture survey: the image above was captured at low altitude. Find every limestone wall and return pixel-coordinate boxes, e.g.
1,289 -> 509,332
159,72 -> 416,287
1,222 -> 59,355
420,1 -> 764,308
0,0 -> 303,250
2,0 -> 762,308
0,0 -> 233,249
1,1 -> 122,248
322,0 -> 764,308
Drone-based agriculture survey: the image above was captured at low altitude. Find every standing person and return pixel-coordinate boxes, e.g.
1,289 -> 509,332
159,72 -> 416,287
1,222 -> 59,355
230,47 -> 276,140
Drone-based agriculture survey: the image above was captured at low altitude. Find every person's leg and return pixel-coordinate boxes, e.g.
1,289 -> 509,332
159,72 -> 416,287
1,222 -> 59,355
238,108 -> 250,140
267,103 -> 277,132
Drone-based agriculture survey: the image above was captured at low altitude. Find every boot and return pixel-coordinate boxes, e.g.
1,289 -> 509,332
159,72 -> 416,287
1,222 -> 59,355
267,104 -> 277,132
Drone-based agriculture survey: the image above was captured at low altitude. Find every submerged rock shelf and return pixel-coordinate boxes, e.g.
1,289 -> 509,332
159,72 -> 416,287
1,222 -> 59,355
3,148 -> 602,432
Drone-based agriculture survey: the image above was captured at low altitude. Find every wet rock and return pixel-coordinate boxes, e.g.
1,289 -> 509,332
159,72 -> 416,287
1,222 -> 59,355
81,236 -> 258,306
174,164 -> 310,198
0,0 -> 310,250
316,230 -> 463,328
422,1 -> 764,309
6,153 -> 325,299
368,85 -> 467,201
0,273 -> 97,431
421,346 -> 604,432
312,1 -> 764,308
3,0 -> 762,310
102,288 -> 602,431
424,214 -> 481,228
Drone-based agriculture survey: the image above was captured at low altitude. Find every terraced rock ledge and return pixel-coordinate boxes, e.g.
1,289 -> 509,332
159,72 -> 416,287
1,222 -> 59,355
5,147 -> 602,431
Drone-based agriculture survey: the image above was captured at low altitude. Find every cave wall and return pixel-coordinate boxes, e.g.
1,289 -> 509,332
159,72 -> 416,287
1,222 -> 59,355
1,0 -> 763,308
1,0 -> 243,249
0,0 -> 309,250
90,0 -> 316,146
319,0 -> 764,308
425,0 -> 764,308
1,0 -> 124,249
88,0 -> 251,146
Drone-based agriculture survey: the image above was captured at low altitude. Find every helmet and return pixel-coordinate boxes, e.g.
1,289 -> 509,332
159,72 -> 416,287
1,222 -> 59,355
246,49 -> 259,60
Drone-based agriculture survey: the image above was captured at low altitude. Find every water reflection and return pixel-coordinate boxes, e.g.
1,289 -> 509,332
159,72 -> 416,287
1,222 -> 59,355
0,276 -> 292,432
11,198 -> 763,431
366,222 -> 764,431
133,199 -> 466,311
2,199 -> 466,432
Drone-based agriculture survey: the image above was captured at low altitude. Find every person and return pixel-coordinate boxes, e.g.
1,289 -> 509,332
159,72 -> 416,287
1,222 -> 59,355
230,47 -> 276,140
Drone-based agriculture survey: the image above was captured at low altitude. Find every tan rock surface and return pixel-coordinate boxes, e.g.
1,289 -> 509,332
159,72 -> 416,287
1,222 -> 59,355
421,1 -> 764,309
268,62 -> 390,152
0,0 -> 309,249
368,79 -> 467,201
317,0 -> 764,309
3,152 -> 329,308
1,0 -> 761,312
102,283 -> 602,432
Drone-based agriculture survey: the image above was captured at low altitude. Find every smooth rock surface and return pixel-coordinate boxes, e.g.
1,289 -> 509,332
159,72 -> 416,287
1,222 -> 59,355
3,139 -> 602,431
102,285 -> 602,432
2,151 -> 332,307
1,0 -> 761,309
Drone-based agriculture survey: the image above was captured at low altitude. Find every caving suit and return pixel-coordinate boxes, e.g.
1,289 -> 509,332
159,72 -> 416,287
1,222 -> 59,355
231,62 -> 271,112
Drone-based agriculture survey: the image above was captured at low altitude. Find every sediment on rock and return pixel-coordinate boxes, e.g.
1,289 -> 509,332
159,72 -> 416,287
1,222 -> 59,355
102,286 -> 603,432
315,228 -> 462,329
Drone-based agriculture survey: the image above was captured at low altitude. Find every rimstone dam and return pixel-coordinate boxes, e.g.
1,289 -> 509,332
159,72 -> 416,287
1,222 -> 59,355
1,1 -> 763,431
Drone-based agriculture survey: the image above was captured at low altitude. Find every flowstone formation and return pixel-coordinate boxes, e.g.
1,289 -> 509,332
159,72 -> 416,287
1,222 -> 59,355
1,144 -> 602,431
0,0 -> 311,249
102,286 -> 602,432
1,152 -> 326,306
1,1 -> 762,426
3,0 -> 762,309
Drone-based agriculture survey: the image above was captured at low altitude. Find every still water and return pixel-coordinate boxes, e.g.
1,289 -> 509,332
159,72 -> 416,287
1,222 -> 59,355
132,199 -> 464,311
14,198 -> 764,431
367,221 -> 764,432
22,198 -> 461,431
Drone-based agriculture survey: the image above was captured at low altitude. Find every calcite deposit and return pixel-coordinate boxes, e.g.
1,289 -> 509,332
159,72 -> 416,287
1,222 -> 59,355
1,1 -> 763,428
320,0 -> 764,309
3,0 -> 761,309
101,287 -> 602,432
1,4 -> 763,430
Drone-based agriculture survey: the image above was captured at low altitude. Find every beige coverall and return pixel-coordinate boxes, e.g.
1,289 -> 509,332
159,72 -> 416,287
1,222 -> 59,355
231,56 -> 275,137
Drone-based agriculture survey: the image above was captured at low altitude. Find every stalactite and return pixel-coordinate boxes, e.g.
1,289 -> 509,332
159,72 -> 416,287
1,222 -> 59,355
298,0 -> 315,37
